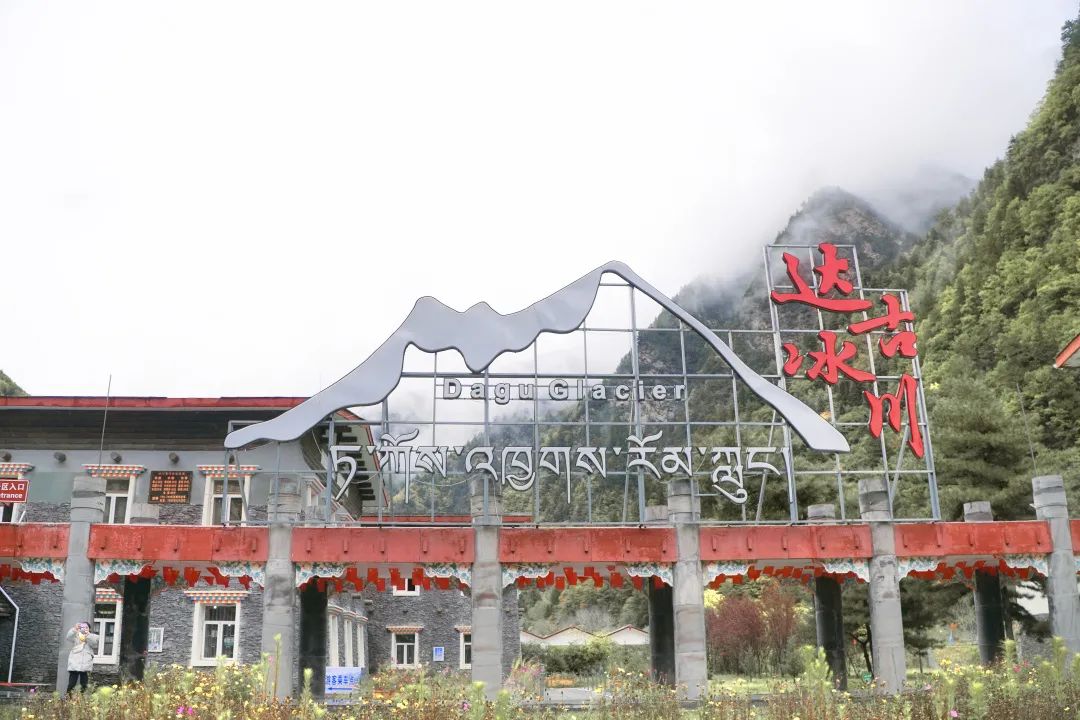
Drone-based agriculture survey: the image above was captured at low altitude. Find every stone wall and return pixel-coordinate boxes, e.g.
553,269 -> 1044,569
0,581 -> 64,684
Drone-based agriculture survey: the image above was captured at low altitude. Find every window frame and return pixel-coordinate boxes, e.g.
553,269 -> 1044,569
103,475 -> 135,525
459,631 -> 472,670
392,578 -> 420,597
391,632 -> 419,669
327,612 -> 340,667
201,474 -> 250,526
93,600 -> 123,665
343,618 -> 354,668
191,602 -> 241,666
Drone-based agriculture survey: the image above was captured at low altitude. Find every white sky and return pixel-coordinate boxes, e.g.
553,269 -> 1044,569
1,1 -> 1075,398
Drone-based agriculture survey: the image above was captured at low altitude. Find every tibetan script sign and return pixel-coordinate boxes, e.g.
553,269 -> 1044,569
0,479 -> 28,503
148,471 -> 193,504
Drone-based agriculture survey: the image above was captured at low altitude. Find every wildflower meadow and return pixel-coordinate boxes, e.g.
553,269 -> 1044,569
6,640 -> 1080,720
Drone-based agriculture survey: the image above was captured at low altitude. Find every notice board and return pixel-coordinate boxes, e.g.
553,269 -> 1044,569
148,471 -> 192,504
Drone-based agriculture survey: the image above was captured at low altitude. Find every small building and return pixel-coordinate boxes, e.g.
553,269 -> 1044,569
521,624 -> 649,647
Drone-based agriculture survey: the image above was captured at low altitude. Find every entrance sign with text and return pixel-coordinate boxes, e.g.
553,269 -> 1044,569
228,250 -> 938,523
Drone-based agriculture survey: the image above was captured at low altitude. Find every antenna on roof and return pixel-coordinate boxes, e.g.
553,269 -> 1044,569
96,375 -> 112,470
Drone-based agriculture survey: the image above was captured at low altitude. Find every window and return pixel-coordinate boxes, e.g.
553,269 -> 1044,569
356,624 -> 366,669
93,601 -> 122,665
203,477 -> 248,526
392,578 -> 420,597
0,503 -> 22,524
104,477 -> 133,524
327,613 -> 340,666
391,633 -> 418,668
344,619 -> 354,667
193,604 -> 239,665
459,632 -> 472,670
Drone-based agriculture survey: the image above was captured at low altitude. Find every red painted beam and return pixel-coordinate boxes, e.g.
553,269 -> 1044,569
895,521 -> 1050,557
499,527 -> 675,564
87,525 -> 268,563
291,527 -> 474,564
0,523 -> 68,559
699,525 -> 872,561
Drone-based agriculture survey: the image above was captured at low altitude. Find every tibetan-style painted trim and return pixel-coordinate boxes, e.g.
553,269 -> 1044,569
20,557 -> 65,583
424,563 -> 471,587
215,561 -> 265,588
502,564 -> 554,588
820,559 -> 870,583
94,559 -> 149,585
295,562 -> 346,587
702,561 -> 751,587
624,563 -> 673,587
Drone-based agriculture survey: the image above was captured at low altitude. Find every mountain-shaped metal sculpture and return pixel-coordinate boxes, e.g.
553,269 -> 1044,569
224,261 -> 849,453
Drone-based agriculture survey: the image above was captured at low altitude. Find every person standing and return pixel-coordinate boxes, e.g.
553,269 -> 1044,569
65,622 -> 99,694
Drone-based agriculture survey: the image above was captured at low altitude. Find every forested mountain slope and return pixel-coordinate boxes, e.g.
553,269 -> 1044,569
872,19 -> 1080,519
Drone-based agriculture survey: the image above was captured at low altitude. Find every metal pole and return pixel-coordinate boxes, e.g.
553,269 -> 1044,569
325,415 -> 336,522
762,247 -> 800,522
629,286 -> 646,523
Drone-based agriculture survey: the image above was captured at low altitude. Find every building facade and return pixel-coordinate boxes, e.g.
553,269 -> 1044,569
0,396 -> 516,691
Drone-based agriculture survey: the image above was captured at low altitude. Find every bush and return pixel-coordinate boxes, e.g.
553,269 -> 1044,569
522,638 -> 613,677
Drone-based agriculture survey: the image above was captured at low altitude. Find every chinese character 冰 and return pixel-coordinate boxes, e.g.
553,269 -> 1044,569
783,331 -> 876,385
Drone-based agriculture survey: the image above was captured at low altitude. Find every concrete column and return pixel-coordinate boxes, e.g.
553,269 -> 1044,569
470,477 -> 503,699
963,501 -> 1005,664
859,478 -> 905,693
668,477 -> 707,702
56,475 -> 106,691
262,478 -> 301,699
808,503 -> 846,690
1032,475 -> 1080,652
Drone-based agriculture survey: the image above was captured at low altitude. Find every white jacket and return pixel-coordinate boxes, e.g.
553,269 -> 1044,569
65,628 -> 99,672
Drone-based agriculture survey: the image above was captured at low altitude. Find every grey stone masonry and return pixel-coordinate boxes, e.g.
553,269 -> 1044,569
1032,475 -> 1080,652
667,477 -> 707,702
56,475 -> 106,691
859,478 -> 905,693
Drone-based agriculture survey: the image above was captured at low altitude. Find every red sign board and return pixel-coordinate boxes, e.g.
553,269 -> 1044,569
0,479 -> 29,504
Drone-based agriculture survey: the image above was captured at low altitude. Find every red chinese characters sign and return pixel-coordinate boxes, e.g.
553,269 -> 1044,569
770,242 -> 925,458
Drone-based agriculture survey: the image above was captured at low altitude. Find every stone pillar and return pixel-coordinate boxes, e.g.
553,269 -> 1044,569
119,502 -> 158,682
668,478 -> 707,702
470,477 -> 503,699
1032,475 -> 1080,652
56,475 -> 105,691
859,478 -> 905,693
963,501 -> 1005,664
808,503 -> 846,690
263,478 -> 301,699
